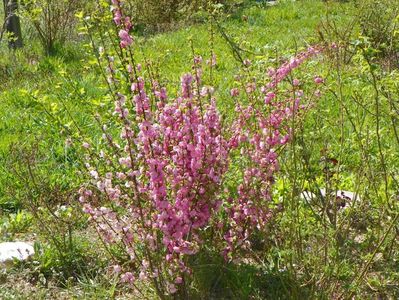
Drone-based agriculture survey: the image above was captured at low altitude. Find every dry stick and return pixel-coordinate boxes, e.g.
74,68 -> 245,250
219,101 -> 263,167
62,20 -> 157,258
85,5 -> 146,210
288,72 -> 303,262
16,157 -> 74,273
101,12 -> 168,294
84,19 -> 116,101
0,15 -> 10,43
363,52 -> 392,211
213,17 -> 245,65
31,92 -> 144,267
329,74 -> 391,264
342,93 -> 381,205
190,39 -> 204,117
342,213 -> 399,300
332,44 -> 347,274
209,19 -> 215,86
30,78 -> 146,274
111,19 -> 167,296
338,100 -> 371,234
381,88 -> 399,152
24,102 -> 131,261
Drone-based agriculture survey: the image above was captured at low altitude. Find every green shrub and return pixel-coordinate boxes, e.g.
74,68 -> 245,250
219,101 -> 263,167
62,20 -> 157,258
20,0 -> 84,55
125,0 -> 245,34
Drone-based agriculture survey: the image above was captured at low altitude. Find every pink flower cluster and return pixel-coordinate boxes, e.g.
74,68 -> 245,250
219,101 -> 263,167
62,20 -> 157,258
79,1 -> 324,296
266,46 -> 322,89
111,0 -> 133,48
80,60 -> 230,294
220,48 -> 324,259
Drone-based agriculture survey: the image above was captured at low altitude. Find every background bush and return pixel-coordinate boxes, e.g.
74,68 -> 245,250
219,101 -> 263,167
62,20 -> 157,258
19,0 -> 84,55
1,0 -> 398,298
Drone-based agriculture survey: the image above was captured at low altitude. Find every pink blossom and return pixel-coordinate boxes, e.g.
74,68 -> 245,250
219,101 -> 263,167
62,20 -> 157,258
80,5 -> 325,294
121,272 -> 135,283
119,30 -> 132,48
175,277 -> 183,284
230,88 -> 239,97
168,283 -> 177,294
314,76 -> 324,84
264,92 -> 275,104
181,73 -> 193,98
113,265 -> 121,274
243,59 -> 251,67
194,56 -> 203,64
207,53 -> 217,66
113,10 -> 122,25
246,82 -> 256,93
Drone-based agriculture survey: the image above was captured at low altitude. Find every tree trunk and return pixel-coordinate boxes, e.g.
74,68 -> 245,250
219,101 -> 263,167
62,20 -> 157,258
3,0 -> 23,49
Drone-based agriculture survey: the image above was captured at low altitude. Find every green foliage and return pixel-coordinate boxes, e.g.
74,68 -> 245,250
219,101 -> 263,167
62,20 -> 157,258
189,248 -> 315,299
0,0 -> 398,298
125,0 -> 244,34
357,0 -> 399,69
20,0 -> 85,55
29,235 -> 103,284
0,210 -> 32,239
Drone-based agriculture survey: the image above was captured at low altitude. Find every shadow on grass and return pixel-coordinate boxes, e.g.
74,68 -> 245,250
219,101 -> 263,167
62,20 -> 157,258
190,249 -> 320,300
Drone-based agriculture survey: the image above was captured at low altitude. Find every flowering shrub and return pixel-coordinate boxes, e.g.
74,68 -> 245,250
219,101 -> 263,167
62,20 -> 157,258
78,0 -> 324,297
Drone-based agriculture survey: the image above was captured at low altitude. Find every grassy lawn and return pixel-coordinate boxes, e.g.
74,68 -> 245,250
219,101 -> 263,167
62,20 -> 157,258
1,0 -> 398,298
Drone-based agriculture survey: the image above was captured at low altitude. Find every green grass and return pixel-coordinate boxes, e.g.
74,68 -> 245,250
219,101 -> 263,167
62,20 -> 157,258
1,0 -> 399,298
